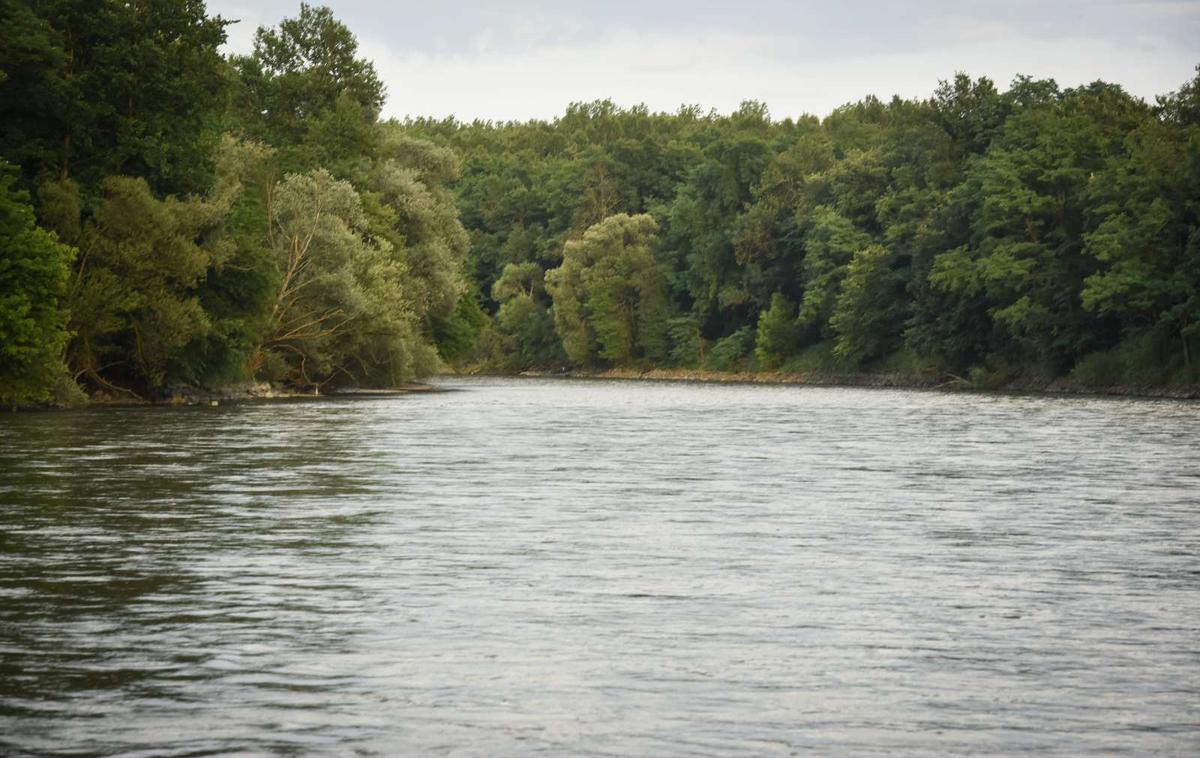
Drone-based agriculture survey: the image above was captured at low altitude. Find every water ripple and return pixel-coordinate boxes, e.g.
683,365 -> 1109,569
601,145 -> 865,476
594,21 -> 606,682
1,378 -> 1198,754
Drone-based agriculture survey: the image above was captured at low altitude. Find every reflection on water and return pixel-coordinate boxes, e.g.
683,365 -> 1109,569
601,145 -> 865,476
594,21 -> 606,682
1,378 -> 1198,754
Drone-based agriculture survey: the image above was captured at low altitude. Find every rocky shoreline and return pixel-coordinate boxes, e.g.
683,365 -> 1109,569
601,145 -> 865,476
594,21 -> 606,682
142,381 -> 437,406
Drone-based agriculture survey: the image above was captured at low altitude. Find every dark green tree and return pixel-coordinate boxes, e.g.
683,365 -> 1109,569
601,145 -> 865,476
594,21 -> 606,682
0,0 -> 230,195
231,3 -> 384,172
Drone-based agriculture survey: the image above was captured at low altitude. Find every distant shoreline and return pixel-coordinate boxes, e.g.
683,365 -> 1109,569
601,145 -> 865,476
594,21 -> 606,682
7,382 -> 438,412
456,368 -> 1200,401
13,371 -> 1199,412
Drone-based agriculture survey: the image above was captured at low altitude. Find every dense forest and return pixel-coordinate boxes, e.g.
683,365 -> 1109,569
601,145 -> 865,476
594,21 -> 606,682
0,1 -> 470,404
1,2 -> 1198,405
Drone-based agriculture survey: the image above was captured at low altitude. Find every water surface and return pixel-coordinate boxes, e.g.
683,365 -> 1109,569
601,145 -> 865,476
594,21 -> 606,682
1,378 -> 1198,754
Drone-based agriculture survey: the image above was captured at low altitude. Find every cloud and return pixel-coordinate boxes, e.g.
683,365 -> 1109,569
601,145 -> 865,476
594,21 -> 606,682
360,29 -> 1197,122
208,0 -> 1199,122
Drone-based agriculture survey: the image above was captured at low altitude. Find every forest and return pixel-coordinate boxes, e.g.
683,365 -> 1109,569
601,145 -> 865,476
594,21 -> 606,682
1,1 -> 1198,405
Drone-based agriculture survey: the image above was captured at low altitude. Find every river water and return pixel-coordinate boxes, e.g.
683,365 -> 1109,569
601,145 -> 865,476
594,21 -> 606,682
1,377 -> 1197,755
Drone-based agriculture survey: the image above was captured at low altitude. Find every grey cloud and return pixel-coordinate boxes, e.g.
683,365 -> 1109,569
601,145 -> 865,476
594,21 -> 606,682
208,0 -> 1200,120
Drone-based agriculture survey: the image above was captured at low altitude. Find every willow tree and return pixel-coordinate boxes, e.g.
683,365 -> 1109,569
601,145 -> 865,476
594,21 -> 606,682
545,213 -> 670,366
260,169 -> 438,388
44,169 -> 241,396
363,130 -> 469,333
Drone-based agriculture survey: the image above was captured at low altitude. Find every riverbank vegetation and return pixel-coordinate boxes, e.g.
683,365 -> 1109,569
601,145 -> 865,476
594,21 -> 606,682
0,2 -> 470,404
1,2 -> 1198,405
408,69 -> 1200,391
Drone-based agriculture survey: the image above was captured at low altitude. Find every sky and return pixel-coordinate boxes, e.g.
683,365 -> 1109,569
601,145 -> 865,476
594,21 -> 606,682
207,0 -> 1200,122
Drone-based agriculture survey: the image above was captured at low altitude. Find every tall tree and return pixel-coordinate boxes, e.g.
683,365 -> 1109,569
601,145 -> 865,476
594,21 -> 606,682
0,0 -> 230,195
48,169 -> 240,395
1082,68 -> 1200,368
231,3 -> 384,172
0,161 -> 74,404
546,213 -> 670,366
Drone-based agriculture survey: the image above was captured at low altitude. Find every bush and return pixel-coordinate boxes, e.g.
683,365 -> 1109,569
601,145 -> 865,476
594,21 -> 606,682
1071,331 -> 1175,386
755,293 -> 799,369
704,327 -> 755,371
780,341 -> 847,374
667,316 -> 704,366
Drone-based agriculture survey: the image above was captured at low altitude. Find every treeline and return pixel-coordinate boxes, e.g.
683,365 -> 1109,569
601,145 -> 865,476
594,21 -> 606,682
2,2 -> 1198,406
0,2 -> 474,404
407,69 -> 1200,387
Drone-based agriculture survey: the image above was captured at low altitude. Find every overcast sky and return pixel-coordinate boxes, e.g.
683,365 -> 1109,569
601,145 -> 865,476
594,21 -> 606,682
207,0 -> 1200,122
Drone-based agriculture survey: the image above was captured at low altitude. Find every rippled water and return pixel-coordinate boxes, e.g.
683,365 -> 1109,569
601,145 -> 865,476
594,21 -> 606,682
1,377 -> 1198,755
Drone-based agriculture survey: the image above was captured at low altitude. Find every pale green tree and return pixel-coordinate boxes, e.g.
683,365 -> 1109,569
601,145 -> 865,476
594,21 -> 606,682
545,213 -> 670,366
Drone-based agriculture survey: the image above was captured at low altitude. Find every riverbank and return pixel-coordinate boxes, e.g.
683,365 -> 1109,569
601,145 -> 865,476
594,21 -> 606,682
469,367 -> 1200,400
9,381 -> 437,412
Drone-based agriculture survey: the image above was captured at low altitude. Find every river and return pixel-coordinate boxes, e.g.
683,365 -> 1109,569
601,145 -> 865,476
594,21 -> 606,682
1,377 -> 1198,754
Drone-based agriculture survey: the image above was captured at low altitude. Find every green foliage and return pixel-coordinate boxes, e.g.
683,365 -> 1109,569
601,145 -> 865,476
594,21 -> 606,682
231,3 -> 384,171
489,262 -> 562,369
704,327 -> 754,371
494,292 -> 563,370
433,289 -> 489,364
259,168 -> 435,388
0,162 -> 74,404
1080,100 -> 1200,368
58,172 -> 238,393
780,341 -> 846,374
545,214 -> 670,367
362,130 -> 469,329
755,293 -> 798,369
667,315 -> 704,366
0,3 -> 473,401
830,245 -> 906,365
1070,331 -> 1176,386
411,67 -> 1200,389
797,206 -> 873,334
0,0 -> 230,195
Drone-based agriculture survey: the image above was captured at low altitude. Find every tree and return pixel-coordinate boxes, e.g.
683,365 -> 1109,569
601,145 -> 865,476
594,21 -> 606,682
231,3 -> 385,169
929,83 -> 1150,372
1082,70 -> 1200,367
54,171 -> 239,395
830,245 -> 906,365
0,161 -> 74,404
490,263 -> 561,369
0,0 -> 230,195
363,130 -> 468,331
407,69 -> 1200,386
754,293 -> 798,369
545,214 -> 670,366
796,206 -> 873,337
258,169 -> 437,388
668,132 -> 773,331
